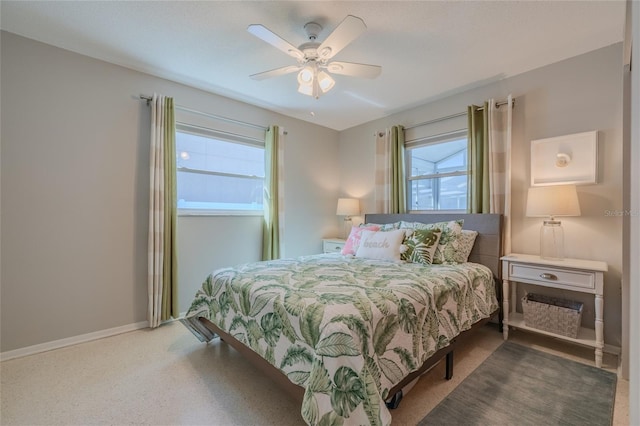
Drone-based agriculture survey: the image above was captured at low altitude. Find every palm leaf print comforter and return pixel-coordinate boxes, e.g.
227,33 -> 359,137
182,254 -> 498,426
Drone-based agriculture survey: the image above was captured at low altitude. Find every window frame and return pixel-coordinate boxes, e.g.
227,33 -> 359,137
175,122 -> 265,217
405,129 -> 469,213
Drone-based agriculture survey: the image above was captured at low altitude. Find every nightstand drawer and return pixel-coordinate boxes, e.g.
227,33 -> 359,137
509,263 -> 595,290
323,240 -> 345,253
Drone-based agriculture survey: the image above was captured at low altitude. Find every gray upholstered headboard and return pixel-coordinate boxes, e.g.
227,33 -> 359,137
364,213 -> 503,280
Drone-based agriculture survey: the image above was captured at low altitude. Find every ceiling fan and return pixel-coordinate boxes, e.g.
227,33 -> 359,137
247,15 -> 382,99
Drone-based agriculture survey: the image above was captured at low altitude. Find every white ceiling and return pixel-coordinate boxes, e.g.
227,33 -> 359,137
0,1 -> 626,131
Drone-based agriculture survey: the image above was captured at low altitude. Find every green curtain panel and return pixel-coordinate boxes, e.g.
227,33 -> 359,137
390,125 -> 407,214
148,94 -> 178,328
467,103 -> 490,213
161,97 -> 178,322
262,125 -> 280,260
374,125 -> 407,213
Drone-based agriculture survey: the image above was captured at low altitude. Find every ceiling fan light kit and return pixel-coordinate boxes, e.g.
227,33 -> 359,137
296,63 -> 335,98
247,15 -> 381,99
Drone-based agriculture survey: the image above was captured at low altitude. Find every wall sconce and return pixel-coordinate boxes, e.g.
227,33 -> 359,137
336,198 -> 360,238
526,185 -> 581,260
555,152 -> 571,168
531,131 -> 597,186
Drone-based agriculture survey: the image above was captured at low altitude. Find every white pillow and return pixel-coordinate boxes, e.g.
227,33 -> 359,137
355,229 -> 405,261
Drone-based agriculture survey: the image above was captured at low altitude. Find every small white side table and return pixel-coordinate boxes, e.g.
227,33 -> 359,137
322,238 -> 346,254
501,253 -> 608,367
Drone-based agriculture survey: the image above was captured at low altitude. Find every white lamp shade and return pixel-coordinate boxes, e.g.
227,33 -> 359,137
297,66 -> 314,85
526,185 -> 581,218
297,83 -> 313,96
336,198 -> 360,216
317,71 -> 335,92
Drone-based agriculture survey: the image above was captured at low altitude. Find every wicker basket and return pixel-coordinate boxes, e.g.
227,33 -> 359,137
521,293 -> 583,338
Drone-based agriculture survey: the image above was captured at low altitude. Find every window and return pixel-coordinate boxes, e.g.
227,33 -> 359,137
176,124 -> 264,214
406,130 -> 468,211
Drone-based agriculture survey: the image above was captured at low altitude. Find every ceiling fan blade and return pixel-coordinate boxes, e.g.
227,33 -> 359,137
326,61 -> 382,79
317,15 -> 367,60
247,24 -> 304,60
250,65 -> 301,81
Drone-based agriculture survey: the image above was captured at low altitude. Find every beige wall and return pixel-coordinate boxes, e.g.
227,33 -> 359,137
339,43 -> 624,347
0,32 -> 340,353
628,0 -> 639,417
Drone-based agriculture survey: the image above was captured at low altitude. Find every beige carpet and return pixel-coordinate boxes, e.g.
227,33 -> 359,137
0,322 -> 629,425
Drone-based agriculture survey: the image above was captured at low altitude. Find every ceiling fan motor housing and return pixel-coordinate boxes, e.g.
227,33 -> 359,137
299,42 -> 321,61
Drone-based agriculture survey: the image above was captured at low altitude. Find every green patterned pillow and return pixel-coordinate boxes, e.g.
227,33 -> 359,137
455,230 -> 478,263
401,228 -> 442,264
399,220 -> 464,264
361,222 -> 400,231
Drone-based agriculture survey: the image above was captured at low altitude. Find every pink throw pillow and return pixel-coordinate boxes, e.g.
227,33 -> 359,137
341,225 -> 381,255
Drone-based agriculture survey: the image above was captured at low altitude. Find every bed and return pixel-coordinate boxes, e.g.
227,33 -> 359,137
181,213 -> 502,426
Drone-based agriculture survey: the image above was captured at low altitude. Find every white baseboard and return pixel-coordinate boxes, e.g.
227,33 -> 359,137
0,320 -> 150,362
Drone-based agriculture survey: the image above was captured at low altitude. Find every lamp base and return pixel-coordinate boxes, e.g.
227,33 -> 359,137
343,218 -> 353,239
540,220 -> 564,260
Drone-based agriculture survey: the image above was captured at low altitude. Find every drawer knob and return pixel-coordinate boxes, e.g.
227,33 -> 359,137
540,273 -> 558,280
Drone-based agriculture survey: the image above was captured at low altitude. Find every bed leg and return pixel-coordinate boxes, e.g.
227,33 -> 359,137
385,390 -> 403,409
445,351 -> 454,380
496,277 -> 504,333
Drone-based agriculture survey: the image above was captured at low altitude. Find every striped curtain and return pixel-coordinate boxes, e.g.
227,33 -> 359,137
375,125 -> 407,213
489,95 -> 513,254
262,125 -> 285,260
468,95 -> 513,254
148,94 -> 178,328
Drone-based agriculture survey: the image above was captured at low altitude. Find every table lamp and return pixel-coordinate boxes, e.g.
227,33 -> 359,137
336,198 -> 360,238
526,185 -> 581,260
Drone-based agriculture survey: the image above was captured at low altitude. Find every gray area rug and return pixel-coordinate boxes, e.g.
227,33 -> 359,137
418,341 -> 617,426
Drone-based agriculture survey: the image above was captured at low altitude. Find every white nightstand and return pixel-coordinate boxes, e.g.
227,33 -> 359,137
500,253 -> 608,367
322,238 -> 346,254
